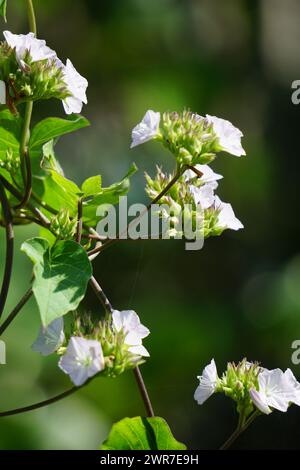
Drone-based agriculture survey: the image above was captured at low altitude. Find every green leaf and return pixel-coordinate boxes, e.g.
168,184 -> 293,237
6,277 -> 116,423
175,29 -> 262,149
82,175 -> 102,198
83,163 -> 138,226
100,417 -> 187,451
29,115 -> 89,150
0,0 -> 7,21
21,237 -> 92,326
0,109 -> 22,160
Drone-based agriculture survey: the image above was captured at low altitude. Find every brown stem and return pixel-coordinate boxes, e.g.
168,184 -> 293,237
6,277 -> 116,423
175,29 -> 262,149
133,367 -> 155,417
88,167 -> 185,257
0,183 -> 14,319
90,275 -> 155,417
0,385 -> 82,418
0,288 -> 33,336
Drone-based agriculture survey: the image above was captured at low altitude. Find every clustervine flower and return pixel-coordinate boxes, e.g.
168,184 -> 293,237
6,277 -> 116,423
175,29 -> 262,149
250,368 -> 300,415
213,196 -> 244,232
0,30 -> 88,114
3,30 -> 56,69
131,109 -> 246,166
58,336 -> 105,386
194,359 -> 219,405
31,317 -> 65,356
131,110 -> 161,148
0,79 -> 5,104
59,58 -> 88,115
112,310 -> 150,357
206,115 -> 246,157
195,358 -> 300,421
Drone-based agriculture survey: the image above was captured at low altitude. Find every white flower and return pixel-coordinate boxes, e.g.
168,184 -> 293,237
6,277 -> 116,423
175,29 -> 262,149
250,368 -> 300,415
32,317 -> 65,356
112,310 -> 150,357
283,369 -> 300,406
0,80 -> 6,105
3,31 -> 56,68
131,110 -> 161,148
58,336 -> 105,386
184,164 -> 223,184
194,359 -> 218,405
60,59 -> 88,115
190,182 -> 217,209
214,195 -> 244,231
206,114 -> 246,157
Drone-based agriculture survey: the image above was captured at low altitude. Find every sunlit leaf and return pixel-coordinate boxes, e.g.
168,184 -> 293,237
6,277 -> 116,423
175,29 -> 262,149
100,416 -> 187,450
21,237 -> 92,326
29,115 -> 89,150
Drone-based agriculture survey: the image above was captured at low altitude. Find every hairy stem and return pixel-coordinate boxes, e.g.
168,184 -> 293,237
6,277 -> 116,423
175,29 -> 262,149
0,288 -> 33,336
0,183 -> 14,319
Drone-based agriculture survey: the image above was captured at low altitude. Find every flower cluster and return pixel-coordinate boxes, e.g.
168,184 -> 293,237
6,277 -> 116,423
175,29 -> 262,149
194,359 -> 300,418
132,109 -> 244,242
31,309 -> 150,386
50,209 -> 77,240
0,31 -> 87,114
131,110 -> 245,165
145,164 -> 243,240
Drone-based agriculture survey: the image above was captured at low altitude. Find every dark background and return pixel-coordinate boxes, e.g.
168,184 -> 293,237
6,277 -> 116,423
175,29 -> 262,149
0,0 -> 300,449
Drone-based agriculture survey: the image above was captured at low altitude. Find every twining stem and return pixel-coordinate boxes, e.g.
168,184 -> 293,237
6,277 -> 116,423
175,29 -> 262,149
0,288 -> 33,336
88,167 -> 186,256
0,385 -> 81,417
133,367 -> 154,417
90,275 -> 155,417
0,175 -> 50,229
0,183 -> 14,319
220,411 -> 260,450
90,276 -> 113,313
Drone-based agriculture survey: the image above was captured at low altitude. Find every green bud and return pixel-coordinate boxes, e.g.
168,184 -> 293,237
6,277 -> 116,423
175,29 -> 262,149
160,111 -> 217,165
50,209 -> 77,240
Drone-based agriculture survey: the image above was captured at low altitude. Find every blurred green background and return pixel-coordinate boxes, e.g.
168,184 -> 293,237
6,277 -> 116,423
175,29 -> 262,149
1,0 -> 300,450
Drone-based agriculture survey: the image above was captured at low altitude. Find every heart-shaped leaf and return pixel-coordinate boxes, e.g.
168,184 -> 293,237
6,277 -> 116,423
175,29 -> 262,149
100,416 -> 187,450
22,237 -> 92,326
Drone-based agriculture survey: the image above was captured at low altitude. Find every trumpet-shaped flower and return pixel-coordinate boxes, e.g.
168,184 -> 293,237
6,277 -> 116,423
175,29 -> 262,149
31,317 -> 65,356
250,368 -> 300,415
190,182 -> 218,209
3,30 -> 56,68
58,336 -> 105,386
131,110 -> 161,148
206,114 -> 246,157
60,59 -> 88,115
214,195 -> 244,231
194,359 -> 218,405
112,310 -> 150,357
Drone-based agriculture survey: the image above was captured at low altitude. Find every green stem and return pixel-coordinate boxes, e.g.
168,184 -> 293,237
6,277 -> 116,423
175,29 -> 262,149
26,0 -> 37,35
220,411 -> 260,450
